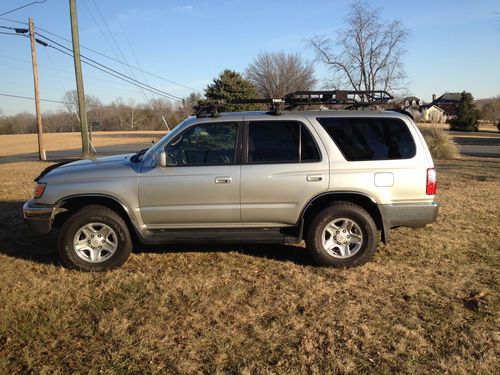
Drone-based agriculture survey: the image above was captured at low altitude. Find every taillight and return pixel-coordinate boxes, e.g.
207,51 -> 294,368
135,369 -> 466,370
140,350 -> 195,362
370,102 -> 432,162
33,182 -> 46,199
426,168 -> 437,195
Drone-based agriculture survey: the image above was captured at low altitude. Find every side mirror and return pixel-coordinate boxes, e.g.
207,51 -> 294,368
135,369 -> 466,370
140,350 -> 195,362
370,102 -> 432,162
159,150 -> 167,167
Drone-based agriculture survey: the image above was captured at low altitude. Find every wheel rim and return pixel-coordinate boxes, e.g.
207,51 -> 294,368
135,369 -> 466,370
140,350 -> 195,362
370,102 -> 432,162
73,222 -> 118,263
321,217 -> 364,259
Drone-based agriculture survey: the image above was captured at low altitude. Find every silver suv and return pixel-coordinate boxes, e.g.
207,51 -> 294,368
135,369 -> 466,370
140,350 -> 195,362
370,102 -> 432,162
23,103 -> 439,271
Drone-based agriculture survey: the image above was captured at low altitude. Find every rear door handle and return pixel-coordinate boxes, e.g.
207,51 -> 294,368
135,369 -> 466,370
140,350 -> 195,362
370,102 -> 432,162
306,175 -> 323,182
215,176 -> 232,184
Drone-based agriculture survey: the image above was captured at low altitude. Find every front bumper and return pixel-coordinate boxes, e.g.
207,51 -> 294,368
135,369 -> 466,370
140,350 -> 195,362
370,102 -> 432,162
378,201 -> 440,243
22,199 -> 56,234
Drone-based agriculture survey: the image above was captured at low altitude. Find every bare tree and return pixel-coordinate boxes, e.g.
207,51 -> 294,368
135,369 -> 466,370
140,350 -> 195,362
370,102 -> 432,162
246,52 -> 316,98
309,1 -> 409,94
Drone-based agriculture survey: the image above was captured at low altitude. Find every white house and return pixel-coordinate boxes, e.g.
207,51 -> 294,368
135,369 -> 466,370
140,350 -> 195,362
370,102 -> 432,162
420,104 -> 447,123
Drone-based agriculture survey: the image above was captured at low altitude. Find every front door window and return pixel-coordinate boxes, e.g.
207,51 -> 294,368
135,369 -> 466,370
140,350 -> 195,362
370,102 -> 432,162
166,122 -> 238,166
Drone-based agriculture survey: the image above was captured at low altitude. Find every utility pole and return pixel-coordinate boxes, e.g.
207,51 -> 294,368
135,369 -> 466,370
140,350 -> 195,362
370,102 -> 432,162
28,17 -> 46,161
69,0 -> 90,158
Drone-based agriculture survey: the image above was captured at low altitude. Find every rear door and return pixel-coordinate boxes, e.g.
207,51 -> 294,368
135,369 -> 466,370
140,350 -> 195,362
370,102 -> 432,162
240,119 -> 329,226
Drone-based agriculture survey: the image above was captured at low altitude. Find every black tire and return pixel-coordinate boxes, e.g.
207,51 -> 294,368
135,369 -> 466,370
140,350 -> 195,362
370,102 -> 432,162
58,205 -> 132,271
306,202 -> 378,267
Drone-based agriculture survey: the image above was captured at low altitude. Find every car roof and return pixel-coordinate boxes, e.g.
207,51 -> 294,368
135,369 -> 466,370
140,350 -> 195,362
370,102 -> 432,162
192,109 -> 410,120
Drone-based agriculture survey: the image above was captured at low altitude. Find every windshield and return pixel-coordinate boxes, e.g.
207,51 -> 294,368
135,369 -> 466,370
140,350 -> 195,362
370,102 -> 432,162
139,117 -> 194,161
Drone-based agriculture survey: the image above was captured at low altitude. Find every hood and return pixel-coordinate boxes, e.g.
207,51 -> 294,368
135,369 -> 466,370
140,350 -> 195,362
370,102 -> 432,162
38,153 -> 142,183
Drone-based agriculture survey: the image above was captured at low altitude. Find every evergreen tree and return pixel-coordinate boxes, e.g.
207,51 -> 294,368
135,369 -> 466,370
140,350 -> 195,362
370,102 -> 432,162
204,70 -> 260,112
449,91 -> 480,132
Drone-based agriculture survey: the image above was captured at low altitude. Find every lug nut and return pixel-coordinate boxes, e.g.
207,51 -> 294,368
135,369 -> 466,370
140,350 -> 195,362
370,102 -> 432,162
336,230 -> 339,234
343,229 -> 346,233
91,235 -> 94,238
98,234 -> 101,238
347,235 -> 350,238
102,240 -> 105,243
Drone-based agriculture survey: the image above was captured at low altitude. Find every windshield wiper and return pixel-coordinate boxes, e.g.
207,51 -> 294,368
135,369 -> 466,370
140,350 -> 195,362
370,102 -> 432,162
130,148 -> 149,162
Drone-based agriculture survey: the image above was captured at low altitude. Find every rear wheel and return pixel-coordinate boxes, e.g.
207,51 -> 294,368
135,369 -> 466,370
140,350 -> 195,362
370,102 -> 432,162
306,202 -> 377,267
58,205 -> 132,271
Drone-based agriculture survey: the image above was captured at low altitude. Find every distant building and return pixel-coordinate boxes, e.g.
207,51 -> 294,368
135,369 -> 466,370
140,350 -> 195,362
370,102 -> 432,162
399,96 -> 422,109
419,104 -> 447,123
431,92 -> 461,116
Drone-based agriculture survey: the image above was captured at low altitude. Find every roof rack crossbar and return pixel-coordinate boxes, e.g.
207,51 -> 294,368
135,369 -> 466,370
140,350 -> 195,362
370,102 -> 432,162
194,90 -> 394,117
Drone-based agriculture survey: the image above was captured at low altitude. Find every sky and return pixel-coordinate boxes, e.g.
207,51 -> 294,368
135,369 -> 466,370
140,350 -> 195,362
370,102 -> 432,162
0,0 -> 499,115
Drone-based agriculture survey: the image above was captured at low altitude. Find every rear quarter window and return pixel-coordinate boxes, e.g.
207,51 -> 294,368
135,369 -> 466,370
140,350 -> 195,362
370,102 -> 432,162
317,117 -> 416,161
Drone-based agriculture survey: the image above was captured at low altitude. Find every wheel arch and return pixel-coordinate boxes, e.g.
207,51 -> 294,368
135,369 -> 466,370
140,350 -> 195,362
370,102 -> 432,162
53,194 -> 141,239
300,191 -> 387,243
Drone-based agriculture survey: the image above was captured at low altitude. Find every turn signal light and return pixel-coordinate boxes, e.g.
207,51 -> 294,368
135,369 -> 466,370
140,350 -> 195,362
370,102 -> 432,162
33,182 -> 46,199
426,168 -> 437,195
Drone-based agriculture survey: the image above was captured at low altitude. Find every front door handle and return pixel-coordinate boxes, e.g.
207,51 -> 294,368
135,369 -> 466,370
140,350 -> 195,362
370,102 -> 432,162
306,175 -> 323,182
215,176 -> 232,184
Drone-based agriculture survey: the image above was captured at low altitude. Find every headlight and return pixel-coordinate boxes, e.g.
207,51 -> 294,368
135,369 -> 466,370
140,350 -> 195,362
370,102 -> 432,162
33,182 -> 46,199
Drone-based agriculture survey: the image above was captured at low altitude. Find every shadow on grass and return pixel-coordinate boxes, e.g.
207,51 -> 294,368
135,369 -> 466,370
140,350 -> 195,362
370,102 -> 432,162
0,200 -> 313,267
0,201 -> 60,266
135,243 -> 314,266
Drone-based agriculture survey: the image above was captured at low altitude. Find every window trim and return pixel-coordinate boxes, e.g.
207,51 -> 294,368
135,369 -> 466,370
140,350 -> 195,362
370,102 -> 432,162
316,116 -> 417,162
243,120 -> 322,165
164,120 -> 242,167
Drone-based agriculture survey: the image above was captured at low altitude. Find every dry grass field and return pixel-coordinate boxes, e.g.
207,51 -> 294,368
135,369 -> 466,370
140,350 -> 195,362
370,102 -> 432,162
0,131 -> 165,157
0,134 -> 498,373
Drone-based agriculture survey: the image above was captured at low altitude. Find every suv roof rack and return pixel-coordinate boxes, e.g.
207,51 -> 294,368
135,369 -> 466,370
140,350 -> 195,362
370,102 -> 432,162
194,90 -> 394,117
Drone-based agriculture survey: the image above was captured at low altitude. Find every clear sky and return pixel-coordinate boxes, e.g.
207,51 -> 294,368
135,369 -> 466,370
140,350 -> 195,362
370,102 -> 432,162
0,0 -> 499,115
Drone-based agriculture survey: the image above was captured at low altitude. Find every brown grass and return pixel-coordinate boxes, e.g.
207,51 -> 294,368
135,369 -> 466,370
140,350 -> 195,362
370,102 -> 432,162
0,139 -> 499,373
0,131 -> 165,157
419,127 -> 460,159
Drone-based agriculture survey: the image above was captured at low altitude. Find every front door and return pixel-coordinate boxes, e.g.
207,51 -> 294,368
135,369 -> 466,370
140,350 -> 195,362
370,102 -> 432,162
139,121 -> 242,228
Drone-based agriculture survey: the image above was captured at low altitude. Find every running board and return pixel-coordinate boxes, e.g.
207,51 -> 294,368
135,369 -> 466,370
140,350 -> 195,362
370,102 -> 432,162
136,227 -> 301,245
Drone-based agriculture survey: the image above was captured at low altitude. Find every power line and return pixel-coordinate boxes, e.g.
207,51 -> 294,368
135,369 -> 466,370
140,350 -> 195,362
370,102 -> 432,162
45,42 -> 182,101
0,0 -> 47,17
0,92 -> 170,111
19,21 -> 201,93
0,30 -> 25,37
0,17 -> 27,25
0,17 -> 202,94
0,53 -> 155,92
83,0 -> 152,107
0,91 -> 74,105
0,26 -> 183,102
36,32 -> 183,101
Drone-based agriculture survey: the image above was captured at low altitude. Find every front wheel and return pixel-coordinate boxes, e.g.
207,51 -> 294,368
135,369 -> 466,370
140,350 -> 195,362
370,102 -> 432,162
58,205 -> 132,271
306,202 -> 378,267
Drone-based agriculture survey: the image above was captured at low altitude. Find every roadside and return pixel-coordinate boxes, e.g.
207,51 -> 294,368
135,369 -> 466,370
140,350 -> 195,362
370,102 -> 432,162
418,122 -> 500,158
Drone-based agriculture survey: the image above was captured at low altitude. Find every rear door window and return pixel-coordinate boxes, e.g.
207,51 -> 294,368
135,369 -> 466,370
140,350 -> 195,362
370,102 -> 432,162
317,117 -> 416,161
247,121 -> 321,163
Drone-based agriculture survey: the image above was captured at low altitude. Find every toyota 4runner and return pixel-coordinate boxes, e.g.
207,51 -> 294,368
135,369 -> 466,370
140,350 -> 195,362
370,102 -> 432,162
23,91 -> 439,271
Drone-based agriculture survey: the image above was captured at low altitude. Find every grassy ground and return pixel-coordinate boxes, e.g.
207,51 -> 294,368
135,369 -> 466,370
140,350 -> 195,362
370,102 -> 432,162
0,148 -> 498,373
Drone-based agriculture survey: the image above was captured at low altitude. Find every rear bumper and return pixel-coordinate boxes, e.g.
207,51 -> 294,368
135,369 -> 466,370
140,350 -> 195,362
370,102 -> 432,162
22,200 -> 55,234
378,201 -> 439,243
379,201 -> 440,229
